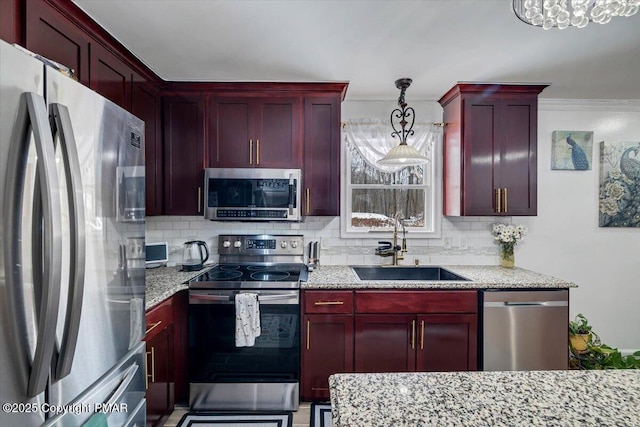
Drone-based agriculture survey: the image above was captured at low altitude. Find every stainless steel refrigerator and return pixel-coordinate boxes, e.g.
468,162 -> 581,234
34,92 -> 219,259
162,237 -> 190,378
0,40 -> 147,426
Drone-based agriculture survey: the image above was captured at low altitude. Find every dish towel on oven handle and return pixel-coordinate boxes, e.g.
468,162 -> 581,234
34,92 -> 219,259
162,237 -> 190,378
235,292 -> 261,347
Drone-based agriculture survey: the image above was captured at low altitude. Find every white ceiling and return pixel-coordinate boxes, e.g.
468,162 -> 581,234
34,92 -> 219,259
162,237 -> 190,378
72,0 -> 640,101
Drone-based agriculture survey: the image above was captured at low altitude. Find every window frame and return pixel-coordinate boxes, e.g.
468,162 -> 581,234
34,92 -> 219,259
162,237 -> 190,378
340,131 -> 443,239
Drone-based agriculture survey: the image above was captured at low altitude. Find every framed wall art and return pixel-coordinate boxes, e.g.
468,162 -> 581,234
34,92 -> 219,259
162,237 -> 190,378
599,141 -> 640,228
551,130 -> 594,170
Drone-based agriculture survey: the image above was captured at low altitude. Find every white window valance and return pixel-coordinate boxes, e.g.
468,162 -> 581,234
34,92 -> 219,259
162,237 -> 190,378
343,119 -> 442,173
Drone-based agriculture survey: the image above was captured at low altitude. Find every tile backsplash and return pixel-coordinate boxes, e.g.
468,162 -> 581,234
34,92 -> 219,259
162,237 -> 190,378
146,216 -> 504,266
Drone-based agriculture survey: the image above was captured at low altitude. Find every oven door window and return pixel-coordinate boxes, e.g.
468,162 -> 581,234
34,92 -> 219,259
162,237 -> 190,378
207,178 -> 296,209
189,297 -> 299,383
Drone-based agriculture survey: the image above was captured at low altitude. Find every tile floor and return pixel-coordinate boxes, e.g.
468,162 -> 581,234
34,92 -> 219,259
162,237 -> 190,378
163,403 -> 311,427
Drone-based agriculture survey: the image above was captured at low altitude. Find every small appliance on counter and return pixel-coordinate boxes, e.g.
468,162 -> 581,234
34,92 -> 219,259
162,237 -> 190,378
307,240 -> 320,271
146,242 -> 169,268
182,240 -> 210,271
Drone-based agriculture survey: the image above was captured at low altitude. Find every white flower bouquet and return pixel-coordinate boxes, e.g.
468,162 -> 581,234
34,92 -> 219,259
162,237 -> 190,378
491,223 -> 527,267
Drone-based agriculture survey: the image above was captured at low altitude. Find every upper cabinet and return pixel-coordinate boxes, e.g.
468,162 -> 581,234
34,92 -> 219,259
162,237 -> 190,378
208,96 -> 302,168
438,83 -> 548,216
303,96 -> 342,216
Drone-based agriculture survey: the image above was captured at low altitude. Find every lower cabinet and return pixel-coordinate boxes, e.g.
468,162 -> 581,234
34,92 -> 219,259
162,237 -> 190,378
145,292 -> 188,426
146,323 -> 174,427
301,289 -> 478,401
354,313 -> 477,373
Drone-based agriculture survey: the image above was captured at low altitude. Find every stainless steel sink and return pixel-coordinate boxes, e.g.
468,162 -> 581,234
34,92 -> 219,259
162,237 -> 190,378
351,266 -> 469,281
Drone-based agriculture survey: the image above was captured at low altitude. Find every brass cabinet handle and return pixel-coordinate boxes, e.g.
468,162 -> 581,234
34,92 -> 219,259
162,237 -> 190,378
311,387 -> 330,391
150,346 -> 155,383
313,301 -> 344,306
420,320 -> 425,350
145,351 -> 150,389
306,188 -> 311,214
495,188 -> 502,213
145,320 -> 162,335
306,320 -> 310,350
256,139 -> 260,165
503,187 -> 508,213
197,187 -> 202,213
411,320 -> 416,350
249,140 -> 253,165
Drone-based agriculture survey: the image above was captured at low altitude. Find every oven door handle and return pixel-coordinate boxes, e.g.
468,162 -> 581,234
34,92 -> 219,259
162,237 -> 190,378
189,292 -> 299,304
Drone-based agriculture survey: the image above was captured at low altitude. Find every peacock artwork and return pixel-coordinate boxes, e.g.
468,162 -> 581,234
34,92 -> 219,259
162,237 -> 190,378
599,141 -> 640,228
551,130 -> 593,170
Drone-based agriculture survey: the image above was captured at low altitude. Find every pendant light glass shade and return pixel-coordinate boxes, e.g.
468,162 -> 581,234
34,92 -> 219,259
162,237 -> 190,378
377,78 -> 429,167
377,142 -> 428,166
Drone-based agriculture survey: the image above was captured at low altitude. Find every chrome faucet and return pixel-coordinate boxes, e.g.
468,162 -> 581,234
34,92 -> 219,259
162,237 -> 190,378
375,213 -> 408,266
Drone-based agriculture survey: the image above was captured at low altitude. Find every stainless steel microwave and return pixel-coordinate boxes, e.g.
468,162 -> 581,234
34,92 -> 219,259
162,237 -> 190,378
203,168 -> 302,221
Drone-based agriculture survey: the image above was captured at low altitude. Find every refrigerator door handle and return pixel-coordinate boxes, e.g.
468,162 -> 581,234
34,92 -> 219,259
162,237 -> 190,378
50,103 -> 86,380
4,92 -> 63,398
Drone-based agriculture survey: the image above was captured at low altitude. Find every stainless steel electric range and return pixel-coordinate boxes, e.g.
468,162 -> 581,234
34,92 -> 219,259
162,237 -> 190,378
188,234 -> 306,411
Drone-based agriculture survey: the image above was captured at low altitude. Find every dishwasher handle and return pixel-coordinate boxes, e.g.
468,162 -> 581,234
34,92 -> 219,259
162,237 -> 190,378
485,301 -> 568,307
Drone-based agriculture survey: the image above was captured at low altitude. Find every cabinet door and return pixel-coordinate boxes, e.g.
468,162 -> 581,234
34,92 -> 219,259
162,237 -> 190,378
1,0 -> 21,44
89,42 -> 133,111
208,96 -> 302,168
303,96 -> 341,216
163,95 -> 205,215
146,324 -> 174,427
462,98 -> 499,216
354,315 -> 415,373
253,97 -> 302,168
301,314 -> 353,401
497,98 -> 537,215
25,0 -> 90,84
132,75 -> 162,215
416,314 -> 478,372
208,97 -> 253,168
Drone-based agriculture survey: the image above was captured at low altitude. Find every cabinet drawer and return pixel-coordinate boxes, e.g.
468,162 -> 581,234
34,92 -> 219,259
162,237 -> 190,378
146,297 -> 173,338
304,291 -> 353,314
355,290 -> 477,314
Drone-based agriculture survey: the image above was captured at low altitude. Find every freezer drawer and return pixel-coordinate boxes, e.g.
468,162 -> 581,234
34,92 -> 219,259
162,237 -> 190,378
482,290 -> 569,371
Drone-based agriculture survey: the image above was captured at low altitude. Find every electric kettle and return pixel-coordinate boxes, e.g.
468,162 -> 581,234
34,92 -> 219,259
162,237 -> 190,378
182,240 -> 209,271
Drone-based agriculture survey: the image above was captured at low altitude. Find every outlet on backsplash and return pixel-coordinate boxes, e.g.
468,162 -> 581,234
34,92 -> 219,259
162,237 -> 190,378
444,237 -> 452,250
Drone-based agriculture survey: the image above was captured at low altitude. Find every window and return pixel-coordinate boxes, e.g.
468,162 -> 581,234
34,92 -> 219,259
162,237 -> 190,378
341,120 -> 442,238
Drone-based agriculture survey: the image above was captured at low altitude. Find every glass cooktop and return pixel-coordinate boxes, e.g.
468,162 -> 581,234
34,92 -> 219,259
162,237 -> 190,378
192,263 -> 305,284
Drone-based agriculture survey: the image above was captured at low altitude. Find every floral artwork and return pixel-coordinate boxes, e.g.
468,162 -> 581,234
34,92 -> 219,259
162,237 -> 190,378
599,141 -> 640,228
551,130 -> 593,170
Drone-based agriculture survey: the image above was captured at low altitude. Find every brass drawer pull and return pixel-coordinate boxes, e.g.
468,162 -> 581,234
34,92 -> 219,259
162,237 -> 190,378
420,320 -> 425,350
306,188 -> 311,214
495,188 -> 502,213
313,301 -> 344,306
256,139 -> 260,165
311,387 -> 330,391
306,320 -> 310,350
145,320 -> 162,335
249,140 -> 253,165
503,187 -> 508,213
411,320 -> 416,350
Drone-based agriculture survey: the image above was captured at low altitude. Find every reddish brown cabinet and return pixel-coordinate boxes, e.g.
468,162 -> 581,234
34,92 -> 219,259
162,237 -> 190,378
89,41 -> 133,110
301,289 -> 478,401
301,291 -> 354,401
438,83 -> 547,216
354,290 -> 478,373
208,96 -> 302,168
162,94 -> 205,215
303,96 -> 341,216
132,75 -> 162,216
145,299 -> 175,427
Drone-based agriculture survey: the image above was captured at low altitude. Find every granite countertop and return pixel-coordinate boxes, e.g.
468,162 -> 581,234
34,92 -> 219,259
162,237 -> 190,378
145,265 -> 212,310
303,265 -> 577,289
329,370 -> 640,427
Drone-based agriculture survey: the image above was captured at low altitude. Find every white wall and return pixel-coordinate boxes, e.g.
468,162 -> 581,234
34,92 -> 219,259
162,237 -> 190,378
146,98 -> 640,351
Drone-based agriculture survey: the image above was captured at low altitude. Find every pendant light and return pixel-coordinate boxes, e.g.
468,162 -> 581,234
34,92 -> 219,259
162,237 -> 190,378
377,78 -> 429,167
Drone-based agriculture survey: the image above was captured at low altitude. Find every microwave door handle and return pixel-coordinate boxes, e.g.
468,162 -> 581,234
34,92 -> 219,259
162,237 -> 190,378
4,93 -> 63,397
50,103 -> 86,380
288,174 -> 294,215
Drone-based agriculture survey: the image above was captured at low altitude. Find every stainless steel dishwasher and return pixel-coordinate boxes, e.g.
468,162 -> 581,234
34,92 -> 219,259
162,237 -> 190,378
482,289 -> 569,371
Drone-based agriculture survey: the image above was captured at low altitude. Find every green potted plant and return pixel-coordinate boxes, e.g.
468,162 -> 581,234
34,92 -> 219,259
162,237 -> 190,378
569,313 -> 592,353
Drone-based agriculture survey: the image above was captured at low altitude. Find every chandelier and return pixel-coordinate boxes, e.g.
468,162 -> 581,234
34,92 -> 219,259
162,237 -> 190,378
377,78 -> 429,167
513,0 -> 639,29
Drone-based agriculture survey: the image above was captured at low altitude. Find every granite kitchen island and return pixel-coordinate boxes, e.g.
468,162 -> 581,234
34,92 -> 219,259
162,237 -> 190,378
329,370 -> 640,426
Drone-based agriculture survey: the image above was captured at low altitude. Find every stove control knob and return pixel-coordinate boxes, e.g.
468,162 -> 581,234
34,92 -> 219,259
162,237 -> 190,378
290,240 -> 298,249
280,241 -> 288,249
233,240 -> 242,248
222,240 -> 231,248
